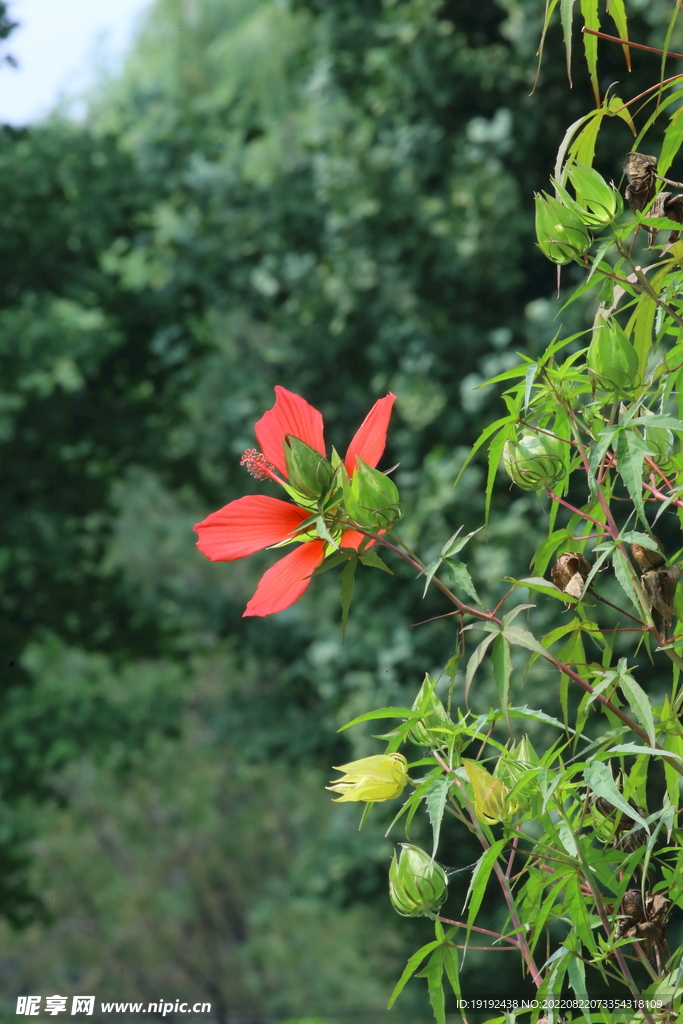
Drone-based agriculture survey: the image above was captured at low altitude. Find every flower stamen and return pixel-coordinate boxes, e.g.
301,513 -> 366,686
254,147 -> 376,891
241,449 -> 287,485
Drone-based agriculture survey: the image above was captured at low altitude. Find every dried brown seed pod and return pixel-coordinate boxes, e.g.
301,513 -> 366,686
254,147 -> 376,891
642,564 -> 681,634
617,890 -> 671,970
631,539 -> 666,570
551,551 -> 591,598
644,191 -> 683,245
617,888 -> 645,935
623,153 -> 683,244
623,152 -> 658,212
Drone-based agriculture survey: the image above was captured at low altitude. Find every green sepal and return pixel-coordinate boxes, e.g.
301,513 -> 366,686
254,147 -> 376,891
284,434 -> 334,498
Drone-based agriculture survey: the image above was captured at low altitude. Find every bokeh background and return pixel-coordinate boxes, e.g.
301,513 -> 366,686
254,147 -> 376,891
0,1 -> 680,1021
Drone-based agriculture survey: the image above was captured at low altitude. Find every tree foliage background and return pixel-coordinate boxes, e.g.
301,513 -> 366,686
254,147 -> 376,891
0,0 -> 680,1019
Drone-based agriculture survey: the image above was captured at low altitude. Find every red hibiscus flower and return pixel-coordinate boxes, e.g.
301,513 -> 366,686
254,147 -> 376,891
194,386 -> 396,617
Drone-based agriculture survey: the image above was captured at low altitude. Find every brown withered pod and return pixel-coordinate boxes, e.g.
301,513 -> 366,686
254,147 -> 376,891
623,152 -> 683,245
631,539 -> 666,570
642,566 -> 681,635
623,152 -> 658,212
616,889 -> 671,974
648,192 -> 683,244
551,551 -> 591,599
630,541 -> 680,637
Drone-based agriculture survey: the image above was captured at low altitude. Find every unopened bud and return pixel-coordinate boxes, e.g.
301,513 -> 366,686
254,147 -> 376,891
389,844 -> 448,917
587,319 -> 640,394
503,432 -> 565,491
284,435 -> 334,499
641,411 -> 677,478
462,759 -> 517,824
327,753 -> 409,803
535,192 -> 592,265
410,675 -> 452,746
565,162 -> 624,227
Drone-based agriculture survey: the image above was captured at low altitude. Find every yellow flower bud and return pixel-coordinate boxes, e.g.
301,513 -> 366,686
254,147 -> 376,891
327,753 -> 410,803
462,759 -> 515,824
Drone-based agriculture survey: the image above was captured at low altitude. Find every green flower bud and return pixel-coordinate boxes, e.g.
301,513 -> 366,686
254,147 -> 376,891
493,738 -> 539,815
641,410 -> 677,478
587,320 -> 640,394
535,192 -> 592,265
284,435 -> 334,499
565,162 -> 624,227
389,844 -> 448,917
409,675 -> 452,747
502,431 -> 565,491
341,459 -> 402,530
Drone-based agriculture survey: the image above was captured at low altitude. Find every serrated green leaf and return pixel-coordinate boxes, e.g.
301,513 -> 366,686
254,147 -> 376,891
426,777 -> 449,858
338,707 -> 421,731
338,559 -> 357,641
533,0 -> 561,94
560,0 -> 577,83
580,0 -> 600,105
659,102 -> 683,177
453,414 -> 514,491
618,666 -> 656,746
311,550 -> 355,576
422,557 -> 441,597
491,634 -> 512,720
513,576 -> 578,603
486,422 -> 514,524
359,549 -> 393,574
584,761 -> 648,830
314,513 -> 339,548
567,949 -> 588,1002
387,940 -> 442,1009
465,633 -> 497,705
626,292 -> 656,382
612,548 -> 643,615
630,415 -> 683,431
442,941 -> 460,1000
607,0 -> 630,71
417,950 -> 445,1024
615,430 -> 648,527
588,425 -> 619,494
441,525 -> 483,559
446,559 -> 481,604
501,626 -> 548,658
557,818 -> 579,857
492,705 -> 574,733
465,840 -> 506,930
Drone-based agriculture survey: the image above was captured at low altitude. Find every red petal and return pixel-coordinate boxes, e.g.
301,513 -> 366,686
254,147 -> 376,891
194,495 -> 309,561
340,530 -> 372,551
344,394 -> 396,475
340,529 -> 384,552
255,387 -> 325,477
243,540 -> 326,616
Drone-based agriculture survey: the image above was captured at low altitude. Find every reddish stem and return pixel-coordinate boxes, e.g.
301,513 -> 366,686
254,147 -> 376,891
582,26 -> 683,61
547,491 -> 606,528
436,916 -> 517,946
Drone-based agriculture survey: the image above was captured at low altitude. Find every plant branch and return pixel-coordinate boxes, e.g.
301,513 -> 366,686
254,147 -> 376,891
582,26 -> 683,61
